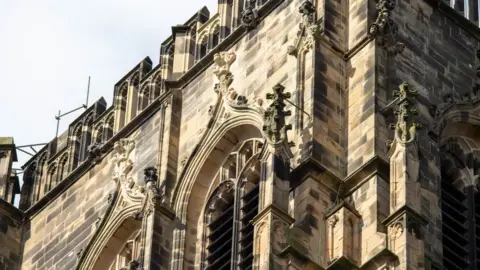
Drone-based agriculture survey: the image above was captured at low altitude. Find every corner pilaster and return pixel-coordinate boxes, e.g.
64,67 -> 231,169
384,82 -> 427,270
140,167 -> 175,270
253,83 -> 295,270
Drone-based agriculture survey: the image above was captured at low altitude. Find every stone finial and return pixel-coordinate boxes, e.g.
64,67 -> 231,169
389,82 -> 422,145
368,0 -> 404,54
262,84 -> 293,148
241,0 -> 258,30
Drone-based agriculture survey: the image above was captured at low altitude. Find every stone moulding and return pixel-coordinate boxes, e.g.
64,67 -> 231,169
76,140 -> 164,270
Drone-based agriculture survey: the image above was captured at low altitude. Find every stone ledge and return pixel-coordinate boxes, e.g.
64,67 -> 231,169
359,247 -> 398,270
290,156 -> 389,196
327,256 -> 359,270
0,198 -> 24,223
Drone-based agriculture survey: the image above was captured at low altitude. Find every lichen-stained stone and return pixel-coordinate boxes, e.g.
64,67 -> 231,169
4,0 -> 480,269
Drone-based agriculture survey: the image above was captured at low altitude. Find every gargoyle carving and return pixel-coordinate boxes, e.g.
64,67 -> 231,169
241,0 -> 258,30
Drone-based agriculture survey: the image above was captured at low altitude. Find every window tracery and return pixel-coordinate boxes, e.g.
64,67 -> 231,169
138,84 -> 151,112
45,164 -> 57,193
441,136 -> 480,269
211,25 -> 220,49
116,84 -> 128,130
57,154 -> 68,184
72,125 -> 83,169
105,114 -> 114,141
152,75 -> 163,99
107,231 -> 142,270
198,36 -> 208,60
34,154 -> 47,202
201,138 -> 263,270
83,116 -> 94,161
94,123 -> 104,144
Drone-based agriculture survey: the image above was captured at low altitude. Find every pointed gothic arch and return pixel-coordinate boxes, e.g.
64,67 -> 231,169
77,139 -> 161,270
171,106 -> 264,268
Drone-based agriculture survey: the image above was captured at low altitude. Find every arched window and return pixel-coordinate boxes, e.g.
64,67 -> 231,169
72,125 -> 83,170
35,154 -> 47,202
94,123 -> 104,144
83,116 -> 94,161
211,25 -> 220,49
108,231 -> 142,270
104,114 -> 114,141
57,154 -> 68,184
91,218 -> 142,270
198,36 -> 208,60
152,76 -> 163,100
116,84 -> 128,130
138,84 -> 150,112
440,137 -> 480,269
201,139 -> 263,270
46,164 -> 57,193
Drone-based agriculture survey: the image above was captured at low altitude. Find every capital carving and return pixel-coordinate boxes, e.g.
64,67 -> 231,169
368,0 -> 404,54
112,139 -> 135,184
262,84 -> 294,158
328,215 -> 339,227
288,1 -> 323,56
388,82 -> 422,146
241,0 -> 258,30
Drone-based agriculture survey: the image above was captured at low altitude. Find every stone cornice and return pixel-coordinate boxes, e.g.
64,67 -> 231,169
290,156 -> 390,196
24,92 -> 172,218
0,198 -> 24,223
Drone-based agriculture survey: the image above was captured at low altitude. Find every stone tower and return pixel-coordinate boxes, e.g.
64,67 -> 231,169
1,0 -> 480,269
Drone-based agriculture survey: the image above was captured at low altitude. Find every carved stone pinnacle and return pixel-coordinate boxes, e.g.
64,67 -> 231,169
262,84 -> 293,146
390,82 -> 421,144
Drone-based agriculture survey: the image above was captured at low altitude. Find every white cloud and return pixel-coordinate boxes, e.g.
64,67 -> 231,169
0,0 -> 218,171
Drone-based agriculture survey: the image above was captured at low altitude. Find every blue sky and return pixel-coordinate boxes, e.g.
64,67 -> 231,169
0,0 -> 218,171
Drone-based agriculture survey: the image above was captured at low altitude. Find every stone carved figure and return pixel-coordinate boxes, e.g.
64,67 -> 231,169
368,0 -> 404,54
87,143 -> 103,164
241,0 -> 258,30
112,139 -> 135,185
143,167 -> 163,216
288,0 -> 323,56
272,220 -> 288,253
